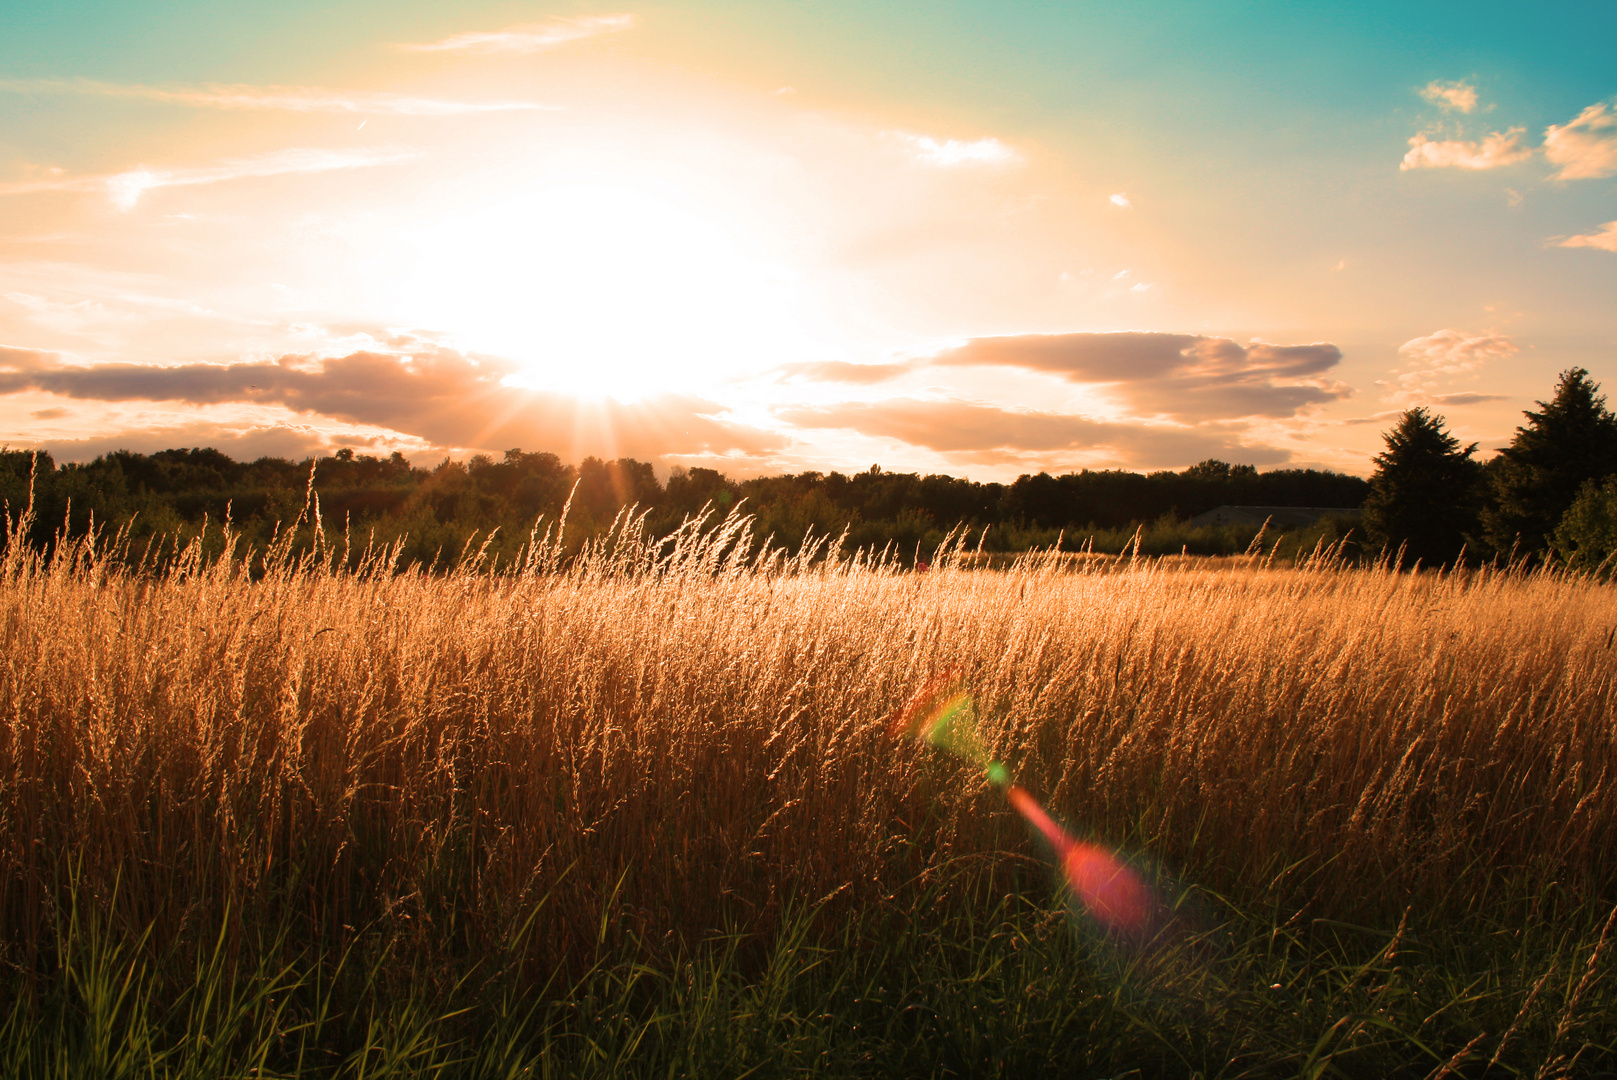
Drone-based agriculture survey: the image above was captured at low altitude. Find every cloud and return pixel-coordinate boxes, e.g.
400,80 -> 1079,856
774,360 -> 914,385
399,14 -> 635,54
1381,328 -> 1518,405
780,399 -> 1112,453
930,332 -> 1348,422
1555,220 -> 1617,253
1543,101 -> 1617,180
0,148 -> 420,209
1344,392 -> 1505,427
0,78 -> 554,116
1397,99 -> 1615,179
1420,80 -> 1479,113
0,343 -> 781,460
1342,410 -> 1406,427
891,132 -> 1020,167
1396,328 -> 1518,373
0,344 -> 56,374
37,423 -> 341,465
777,398 -> 1290,469
1430,392 -> 1508,406
1400,128 -> 1531,171
1108,193 -> 1132,208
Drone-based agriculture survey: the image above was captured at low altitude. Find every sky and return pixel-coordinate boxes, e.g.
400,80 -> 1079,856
1,1 -> 1613,479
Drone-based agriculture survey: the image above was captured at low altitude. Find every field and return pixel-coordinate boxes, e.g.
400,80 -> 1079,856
1,512 -> 1614,1078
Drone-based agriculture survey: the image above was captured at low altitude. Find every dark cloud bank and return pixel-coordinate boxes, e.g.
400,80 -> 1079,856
934,332 -> 1347,421
779,332 -> 1350,465
2,344 -> 781,461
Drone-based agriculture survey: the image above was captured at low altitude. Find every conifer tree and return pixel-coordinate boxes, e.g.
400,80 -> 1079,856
1483,368 -> 1617,557
1363,408 -> 1482,567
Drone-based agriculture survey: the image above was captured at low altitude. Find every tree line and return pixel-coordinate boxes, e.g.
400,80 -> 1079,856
8,365 -> 1609,572
1364,367 -> 1617,572
1,442 -> 1366,569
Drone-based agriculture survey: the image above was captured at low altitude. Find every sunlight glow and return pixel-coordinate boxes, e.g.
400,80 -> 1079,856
387,175 -> 825,401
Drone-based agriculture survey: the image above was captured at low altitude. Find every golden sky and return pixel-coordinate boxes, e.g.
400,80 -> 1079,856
2,2 -> 1614,477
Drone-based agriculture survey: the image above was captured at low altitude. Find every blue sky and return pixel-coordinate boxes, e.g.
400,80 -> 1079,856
1,1 -> 1613,475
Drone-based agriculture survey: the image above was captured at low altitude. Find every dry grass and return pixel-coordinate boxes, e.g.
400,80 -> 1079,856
1,509 -> 1615,1073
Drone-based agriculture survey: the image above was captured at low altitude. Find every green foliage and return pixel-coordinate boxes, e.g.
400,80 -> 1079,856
1554,474 -> 1617,575
1485,367 -> 1617,558
1362,408 -> 1483,567
5,876 -> 1613,1077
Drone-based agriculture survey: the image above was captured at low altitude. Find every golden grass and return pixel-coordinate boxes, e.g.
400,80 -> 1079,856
1,511 -> 1614,990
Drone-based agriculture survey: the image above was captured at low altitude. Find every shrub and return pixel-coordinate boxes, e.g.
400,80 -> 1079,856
1554,474 -> 1617,575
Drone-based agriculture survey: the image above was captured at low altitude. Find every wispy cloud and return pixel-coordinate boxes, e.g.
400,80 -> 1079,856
1343,391 -> 1506,426
1397,328 -> 1518,373
1400,128 -> 1532,171
780,399 -> 1096,453
1430,392 -> 1508,405
776,398 -> 1289,468
774,360 -> 916,385
398,14 -> 635,55
1555,220 -> 1617,253
1342,410 -> 1406,427
1543,101 -> 1617,180
0,78 -> 554,116
0,148 -> 420,209
1420,80 -> 1479,113
1381,327 -> 1518,405
1108,192 -> 1132,208
892,132 -> 1020,168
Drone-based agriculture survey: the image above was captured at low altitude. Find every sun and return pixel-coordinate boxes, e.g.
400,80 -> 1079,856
386,174 -> 819,401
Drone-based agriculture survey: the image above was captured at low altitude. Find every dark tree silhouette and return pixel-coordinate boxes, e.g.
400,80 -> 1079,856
1,442 -> 1370,567
1363,408 -> 1483,568
1484,368 -> 1617,558
575,457 -> 660,523
1181,459 -> 1257,483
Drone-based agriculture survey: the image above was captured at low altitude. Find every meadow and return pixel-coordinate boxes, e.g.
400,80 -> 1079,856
0,506 -> 1613,1078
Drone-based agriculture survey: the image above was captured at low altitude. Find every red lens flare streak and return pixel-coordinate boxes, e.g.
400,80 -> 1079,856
894,674 -> 1158,939
1004,784 -> 1154,936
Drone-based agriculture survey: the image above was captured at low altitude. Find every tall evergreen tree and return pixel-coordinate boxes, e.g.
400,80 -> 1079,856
1363,408 -> 1483,567
1483,368 -> 1617,557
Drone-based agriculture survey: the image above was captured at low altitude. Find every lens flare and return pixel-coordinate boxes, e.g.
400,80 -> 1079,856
890,668 -> 966,741
895,675 -> 1159,939
1004,785 -> 1155,936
